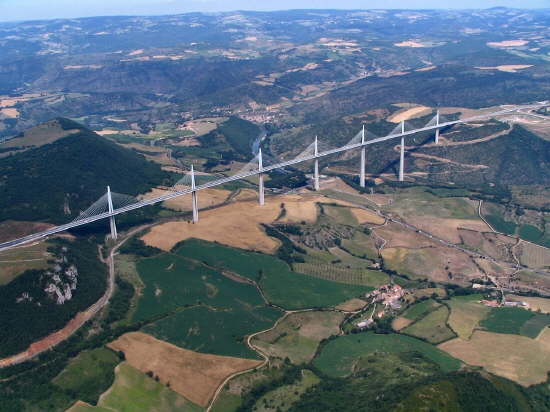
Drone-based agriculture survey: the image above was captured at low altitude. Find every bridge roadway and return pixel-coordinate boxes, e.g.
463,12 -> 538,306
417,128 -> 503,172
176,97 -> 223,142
0,103 -> 547,252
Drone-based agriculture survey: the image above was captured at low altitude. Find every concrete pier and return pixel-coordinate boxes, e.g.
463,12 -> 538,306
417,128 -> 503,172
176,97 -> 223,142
314,136 -> 320,191
107,186 -> 117,240
191,165 -> 198,223
399,136 -> 405,182
435,110 -> 440,144
258,148 -> 265,205
360,125 -> 366,187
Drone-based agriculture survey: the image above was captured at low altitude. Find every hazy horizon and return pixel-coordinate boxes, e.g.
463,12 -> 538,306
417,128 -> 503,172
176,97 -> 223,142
0,0 -> 548,23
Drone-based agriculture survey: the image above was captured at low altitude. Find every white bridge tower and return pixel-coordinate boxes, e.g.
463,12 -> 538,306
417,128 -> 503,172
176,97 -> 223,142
107,186 -> 118,240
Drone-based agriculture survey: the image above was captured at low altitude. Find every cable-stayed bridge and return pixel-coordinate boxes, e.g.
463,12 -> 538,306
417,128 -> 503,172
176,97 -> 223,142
0,103 -> 548,252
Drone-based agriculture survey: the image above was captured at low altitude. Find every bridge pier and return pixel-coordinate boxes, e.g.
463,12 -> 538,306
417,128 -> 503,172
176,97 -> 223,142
399,121 -> 405,182
107,186 -> 118,240
435,110 -> 440,144
258,148 -> 265,205
191,165 -> 199,223
360,125 -> 366,187
314,136 -> 319,191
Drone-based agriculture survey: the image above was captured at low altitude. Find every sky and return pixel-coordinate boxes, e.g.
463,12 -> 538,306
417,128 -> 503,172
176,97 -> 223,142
0,0 -> 548,22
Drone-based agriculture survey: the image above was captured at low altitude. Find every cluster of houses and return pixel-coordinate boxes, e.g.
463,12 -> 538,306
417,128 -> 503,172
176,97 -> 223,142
367,284 -> 406,310
356,284 -> 407,329
44,260 -> 78,305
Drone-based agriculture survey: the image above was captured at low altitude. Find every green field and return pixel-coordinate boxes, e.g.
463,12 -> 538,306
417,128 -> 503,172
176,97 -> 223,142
480,307 -> 550,338
447,294 -> 490,339
384,188 -> 478,220
53,348 -> 121,405
174,239 -> 369,309
133,251 -> 281,358
313,332 -> 461,377
294,263 -> 387,287
252,311 -> 344,364
68,362 -> 202,412
341,231 -> 379,261
322,204 -> 358,225
402,299 -> 441,321
402,306 -> 456,344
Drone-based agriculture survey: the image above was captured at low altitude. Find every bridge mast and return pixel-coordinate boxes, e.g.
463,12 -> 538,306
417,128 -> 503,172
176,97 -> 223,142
191,165 -> 199,223
107,186 -> 118,240
258,148 -> 265,205
360,125 -> 366,187
435,109 -> 440,144
314,136 -> 320,191
399,121 -> 405,182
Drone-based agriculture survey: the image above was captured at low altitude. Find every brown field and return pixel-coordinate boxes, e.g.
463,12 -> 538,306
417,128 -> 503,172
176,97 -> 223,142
350,208 -> 385,225
447,297 -> 490,339
336,298 -> 367,311
406,216 -> 490,244
141,194 -> 328,253
1,119 -> 79,149
374,222 -> 436,248
394,41 -> 428,48
439,331 -> 550,386
509,295 -> 550,314
140,187 -> 230,212
517,242 -> 550,269
232,189 -> 258,202
487,40 -> 529,48
392,317 -> 413,331
388,106 -> 432,123
109,332 -> 261,407
1,108 -> 19,118
458,229 -> 515,262
0,220 -> 54,243
475,65 -> 533,73
0,241 -> 51,285
382,245 -> 482,285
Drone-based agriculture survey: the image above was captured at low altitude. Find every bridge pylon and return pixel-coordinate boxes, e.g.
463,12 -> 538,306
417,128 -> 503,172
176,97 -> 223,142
360,125 -> 366,187
107,186 -> 118,240
314,136 -> 320,191
435,109 -> 440,144
191,165 -> 199,223
258,148 -> 265,205
399,121 -> 405,182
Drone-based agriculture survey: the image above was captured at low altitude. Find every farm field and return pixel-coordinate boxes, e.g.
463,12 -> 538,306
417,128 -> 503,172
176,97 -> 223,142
67,362 -> 201,412
141,187 -> 231,212
518,242 -> 550,269
447,294 -> 490,339
314,332 -> 461,378
439,330 -> 550,386
253,369 -> 320,412
509,295 -> 550,314
402,299 -> 441,321
53,348 -> 120,405
480,307 -> 550,338
0,241 -> 51,285
252,311 -> 345,364
175,239 -> 369,309
341,231 -> 380,260
294,262 -> 388,287
109,332 -> 261,407
401,305 -> 456,344
381,246 -> 482,285
144,305 -> 278,359
132,251 -> 280,357
140,194 -> 327,253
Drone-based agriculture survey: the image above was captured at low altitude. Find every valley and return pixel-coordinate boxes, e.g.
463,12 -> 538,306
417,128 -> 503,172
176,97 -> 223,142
0,7 -> 549,412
